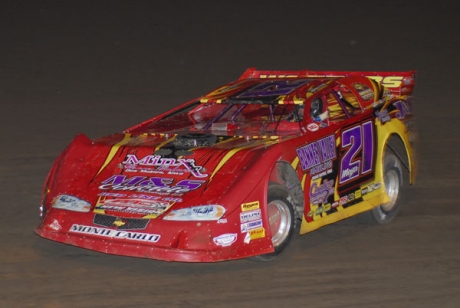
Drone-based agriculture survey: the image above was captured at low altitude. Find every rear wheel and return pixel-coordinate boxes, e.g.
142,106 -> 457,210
254,185 -> 295,261
359,150 -> 403,224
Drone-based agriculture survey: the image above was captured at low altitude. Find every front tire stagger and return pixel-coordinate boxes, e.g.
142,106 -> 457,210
254,185 -> 295,261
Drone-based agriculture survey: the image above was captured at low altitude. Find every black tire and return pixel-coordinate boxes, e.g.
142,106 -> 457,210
253,185 -> 295,261
359,150 -> 404,225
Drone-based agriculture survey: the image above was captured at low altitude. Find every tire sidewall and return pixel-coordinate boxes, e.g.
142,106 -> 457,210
371,152 -> 403,224
253,187 -> 295,261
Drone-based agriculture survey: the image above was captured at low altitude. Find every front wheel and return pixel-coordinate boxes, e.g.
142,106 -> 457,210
359,151 -> 404,225
253,185 -> 295,261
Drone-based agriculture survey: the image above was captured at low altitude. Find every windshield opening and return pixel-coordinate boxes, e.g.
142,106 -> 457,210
190,102 -> 304,134
143,101 -> 305,135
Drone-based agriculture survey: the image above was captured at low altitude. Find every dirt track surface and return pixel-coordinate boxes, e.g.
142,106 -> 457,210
1,1 -> 460,307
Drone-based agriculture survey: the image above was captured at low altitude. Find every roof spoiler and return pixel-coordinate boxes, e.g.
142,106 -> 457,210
238,67 -> 416,95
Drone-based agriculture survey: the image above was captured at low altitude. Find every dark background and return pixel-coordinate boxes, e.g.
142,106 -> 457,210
1,1 -> 459,307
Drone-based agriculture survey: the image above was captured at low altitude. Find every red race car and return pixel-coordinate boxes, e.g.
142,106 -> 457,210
36,68 -> 416,262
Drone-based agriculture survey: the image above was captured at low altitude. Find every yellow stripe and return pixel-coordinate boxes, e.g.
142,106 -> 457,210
370,79 -> 380,101
93,195 -> 106,214
96,133 -> 132,176
300,174 -> 306,190
155,135 -> 176,151
291,156 -> 299,170
209,138 -> 279,181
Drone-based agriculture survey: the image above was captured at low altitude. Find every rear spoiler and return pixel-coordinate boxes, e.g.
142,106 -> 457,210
238,67 -> 416,96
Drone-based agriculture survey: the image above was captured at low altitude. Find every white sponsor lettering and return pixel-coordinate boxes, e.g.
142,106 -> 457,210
69,224 -> 160,243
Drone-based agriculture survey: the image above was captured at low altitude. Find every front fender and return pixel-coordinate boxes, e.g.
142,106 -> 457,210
206,144 -> 285,255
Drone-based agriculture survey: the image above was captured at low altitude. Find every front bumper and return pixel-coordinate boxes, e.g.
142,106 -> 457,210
35,209 -> 274,262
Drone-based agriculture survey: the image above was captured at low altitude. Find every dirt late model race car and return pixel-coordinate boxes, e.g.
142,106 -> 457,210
36,68 -> 416,262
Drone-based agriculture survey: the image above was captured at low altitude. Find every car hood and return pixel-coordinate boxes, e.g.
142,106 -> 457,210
46,131 -> 293,219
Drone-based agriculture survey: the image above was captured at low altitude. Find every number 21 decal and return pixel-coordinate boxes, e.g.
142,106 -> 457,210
339,120 -> 374,184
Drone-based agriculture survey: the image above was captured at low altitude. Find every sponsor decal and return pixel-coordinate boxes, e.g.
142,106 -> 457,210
348,193 -> 355,201
49,219 -> 62,231
339,196 -> 348,206
122,154 -> 208,178
360,90 -> 374,101
308,203 -> 333,217
99,175 -> 205,195
367,76 -> 403,88
315,206 -> 323,216
241,201 -> 260,212
311,161 -> 333,180
98,192 -> 183,203
98,192 -> 126,198
307,123 -> 319,132
310,179 -> 334,205
241,219 -> 263,233
249,228 -> 265,240
355,189 -> 362,199
213,233 -> 237,247
394,100 -> 411,119
363,182 -> 381,194
296,135 -> 336,176
354,83 -> 374,101
69,224 -> 160,242
95,198 -> 172,216
341,165 -> 359,181
375,109 -> 391,123
308,202 -> 332,217
240,209 -> 261,223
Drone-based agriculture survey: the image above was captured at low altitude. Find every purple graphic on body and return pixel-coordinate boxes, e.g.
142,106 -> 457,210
123,154 -> 208,178
394,100 -> 411,119
339,121 -> 374,184
310,179 -> 335,205
99,175 -> 205,194
236,79 -> 311,98
296,135 -> 336,172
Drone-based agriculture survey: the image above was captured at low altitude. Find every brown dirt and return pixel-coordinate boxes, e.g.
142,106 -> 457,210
1,1 -> 460,307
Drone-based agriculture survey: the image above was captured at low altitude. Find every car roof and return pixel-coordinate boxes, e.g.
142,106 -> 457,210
199,78 -> 334,105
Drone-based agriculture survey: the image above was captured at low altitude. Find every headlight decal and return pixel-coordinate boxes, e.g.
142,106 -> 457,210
52,195 -> 91,212
163,205 -> 225,221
